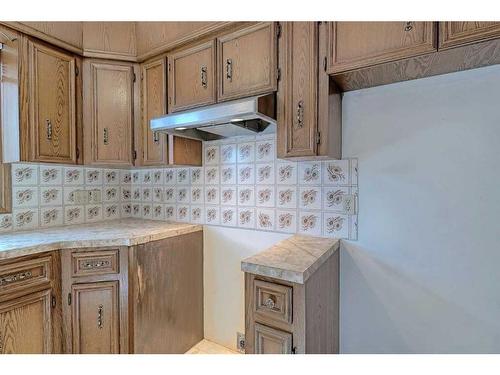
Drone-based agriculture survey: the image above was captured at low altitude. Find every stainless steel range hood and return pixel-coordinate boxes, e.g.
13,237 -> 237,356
150,93 -> 276,141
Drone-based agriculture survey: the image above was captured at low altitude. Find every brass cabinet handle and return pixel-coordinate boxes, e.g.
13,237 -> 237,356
265,297 -> 276,310
404,22 -> 413,32
296,100 -> 304,128
153,131 -> 160,144
201,66 -> 208,88
226,58 -> 233,81
80,259 -> 110,269
97,304 -> 104,329
0,271 -> 33,286
46,119 -> 52,140
103,128 -> 109,145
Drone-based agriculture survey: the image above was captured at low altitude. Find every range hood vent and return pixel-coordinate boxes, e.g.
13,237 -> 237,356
150,93 -> 276,141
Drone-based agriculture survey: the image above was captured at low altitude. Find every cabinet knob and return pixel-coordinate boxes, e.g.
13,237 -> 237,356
97,304 -> 104,329
404,22 -> 413,32
265,297 -> 276,310
201,66 -> 208,88
46,119 -> 53,140
295,100 -> 304,129
153,131 -> 160,144
103,128 -> 109,145
226,58 -> 233,82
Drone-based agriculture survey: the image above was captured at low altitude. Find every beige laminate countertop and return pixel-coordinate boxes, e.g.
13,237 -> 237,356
241,235 -> 340,284
0,219 -> 202,260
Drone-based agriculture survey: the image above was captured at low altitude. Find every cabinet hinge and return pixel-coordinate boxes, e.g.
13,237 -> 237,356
277,68 -> 281,82
323,56 -> 327,72
76,148 -> 80,160
51,296 -> 56,308
75,66 -> 79,76
133,73 -> 137,83
168,63 -> 171,72
276,23 -> 282,38
315,131 -> 321,145
133,150 -> 137,160
67,293 -> 72,306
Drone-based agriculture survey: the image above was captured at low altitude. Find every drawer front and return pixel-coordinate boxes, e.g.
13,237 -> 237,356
254,279 -> 292,325
0,256 -> 52,296
71,250 -> 119,277
254,323 -> 292,354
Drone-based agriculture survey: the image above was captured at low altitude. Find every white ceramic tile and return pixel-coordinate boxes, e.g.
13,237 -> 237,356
131,170 -> 141,185
164,205 -> 176,220
256,162 -> 275,184
63,186 -> 83,205
85,205 -> 103,222
298,186 -> 322,210
276,161 -> 297,185
220,144 -> 236,164
205,186 -> 220,205
0,214 -> 13,233
12,164 -> 39,186
103,186 -> 120,203
256,185 -> 275,208
102,203 -> 121,220
152,187 -> 164,203
177,187 -> 190,204
298,162 -> 321,185
323,186 -> 349,212
205,166 -> 219,185
176,205 -> 190,222
120,170 -> 132,185
40,186 -> 63,207
64,205 -> 85,225
132,203 -> 141,218
220,186 -> 237,205
132,187 -> 141,201
220,165 -> 237,185
238,208 -> 255,229
205,206 -> 220,225
176,168 -> 190,185
152,204 -> 164,220
13,208 -> 39,230
276,210 -> 297,234
298,211 -> 322,236
121,186 -> 132,202
276,186 -> 297,209
164,187 -> 176,203
237,186 -> 255,207
104,169 -> 120,185
237,164 -> 254,185
63,167 -> 84,185
164,169 -> 175,185
140,169 -> 152,185
152,169 -> 164,185
141,204 -> 153,219
323,213 -> 349,239
256,208 -> 275,231
13,187 -> 39,208
190,205 -> 204,224
237,142 -> 255,163
39,207 -> 63,228
255,139 -> 275,162
322,160 -> 349,186
39,165 -> 62,185
142,187 -> 152,202
84,168 -> 103,186
204,144 -> 220,165
350,159 -> 359,186
190,186 -> 204,204
220,206 -> 237,227
121,203 -> 132,218
191,167 -> 204,185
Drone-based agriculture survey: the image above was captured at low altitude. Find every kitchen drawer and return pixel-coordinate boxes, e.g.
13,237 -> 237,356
253,279 -> 292,325
0,255 -> 52,297
254,323 -> 293,354
71,250 -> 119,277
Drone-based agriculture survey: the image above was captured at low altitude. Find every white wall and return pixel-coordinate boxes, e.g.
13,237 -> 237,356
203,226 -> 288,350
341,65 -> 500,353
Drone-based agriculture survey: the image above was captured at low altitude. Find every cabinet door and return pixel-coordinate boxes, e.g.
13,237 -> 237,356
84,60 -> 134,165
327,22 -> 436,73
217,22 -> 277,101
26,39 -> 77,164
142,58 -> 168,165
439,22 -> 500,49
0,290 -> 52,354
254,323 -> 292,354
277,22 -> 318,158
168,41 -> 216,112
71,281 -> 119,354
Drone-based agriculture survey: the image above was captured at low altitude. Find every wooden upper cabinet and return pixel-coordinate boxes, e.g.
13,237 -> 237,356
168,40 -> 216,112
327,22 -> 436,74
0,290 -> 53,354
82,22 -> 137,61
439,22 -> 500,49
23,38 -> 77,164
83,60 -> 134,166
277,22 -> 319,158
217,22 -> 277,101
71,281 -> 120,354
141,57 -> 168,165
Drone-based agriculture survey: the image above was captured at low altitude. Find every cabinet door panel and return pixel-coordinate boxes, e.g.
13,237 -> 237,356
0,290 -> 52,354
277,22 -> 318,158
27,39 -> 76,163
168,41 -> 216,112
218,22 -> 277,101
85,61 -> 133,165
440,22 -> 500,49
328,22 -> 436,73
142,58 -> 168,165
71,281 -> 119,354
254,323 -> 292,354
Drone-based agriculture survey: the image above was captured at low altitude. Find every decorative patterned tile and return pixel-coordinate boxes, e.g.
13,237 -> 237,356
164,205 -> 176,221
323,213 -> 349,239
142,187 -> 152,202
176,205 -> 190,222
152,204 -> 164,220
141,204 -> 153,219
177,187 -> 190,204
64,167 -> 84,185
40,187 -> 62,207
85,168 -> 102,186
164,187 -> 176,203
65,205 -> 85,225
132,170 -> 141,185
12,164 -> 39,186
132,203 -> 141,218
190,186 -> 204,204
220,144 -> 236,164
221,206 -> 237,227
13,187 -> 39,208
190,205 -> 204,224
205,206 -> 220,225
164,169 -> 175,185
256,185 -> 275,208
13,209 -> 39,230
237,142 -> 255,163
176,168 -> 190,185
276,186 -> 297,209
276,161 -> 297,185
121,187 -> 132,202
0,214 -> 13,233
220,186 -> 237,205
152,187 -> 164,203
256,162 -> 274,184
85,205 -> 103,222
103,187 -> 119,203
40,207 -> 63,227
298,211 -> 322,236
220,165 -> 236,185
120,170 -> 132,185
40,165 -> 62,185
322,160 -> 349,186
190,167 -> 204,185
237,186 -> 255,207
205,186 -> 220,205
255,208 -> 275,231
152,169 -> 163,185
205,166 -> 219,185
63,186 -> 83,205
237,164 -> 254,185
298,162 -> 321,185
255,139 -> 275,162
132,187 -> 141,201
238,208 -> 255,229
121,203 -> 132,218
323,186 -> 349,212
104,169 -> 120,185
204,144 -> 220,165
276,210 -> 297,234
140,169 -> 152,185
298,187 -> 322,210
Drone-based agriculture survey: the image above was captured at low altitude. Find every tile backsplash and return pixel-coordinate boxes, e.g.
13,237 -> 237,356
0,134 -> 358,240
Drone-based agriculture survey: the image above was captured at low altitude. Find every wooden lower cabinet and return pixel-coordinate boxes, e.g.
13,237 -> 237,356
254,323 -> 292,354
71,281 -> 120,354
